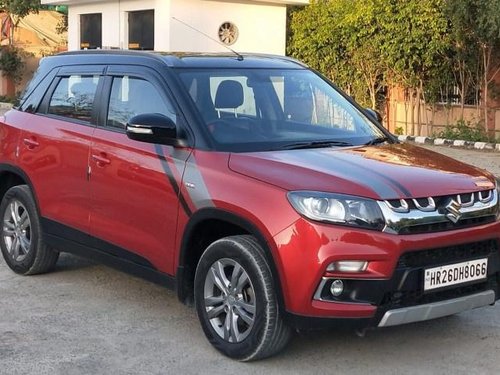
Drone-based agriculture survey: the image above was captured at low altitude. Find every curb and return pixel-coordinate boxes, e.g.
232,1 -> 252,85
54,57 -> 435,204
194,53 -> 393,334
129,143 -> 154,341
398,135 -> 500,152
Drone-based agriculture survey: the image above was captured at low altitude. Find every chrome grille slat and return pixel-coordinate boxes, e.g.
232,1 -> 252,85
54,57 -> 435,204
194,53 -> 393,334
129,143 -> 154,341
385,199 -> 409,213
457,193 -> 474,208
413,197 -> 436,212
479,190 -> 493,203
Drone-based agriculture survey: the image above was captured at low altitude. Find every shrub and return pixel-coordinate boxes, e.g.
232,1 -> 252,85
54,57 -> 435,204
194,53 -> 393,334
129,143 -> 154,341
0,47 -> 25,84
435,119 -> 495,142
394,126 -> 404,136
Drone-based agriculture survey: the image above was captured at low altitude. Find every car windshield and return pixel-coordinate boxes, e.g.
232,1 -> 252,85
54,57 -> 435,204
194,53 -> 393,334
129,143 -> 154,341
177,68 -> 386,152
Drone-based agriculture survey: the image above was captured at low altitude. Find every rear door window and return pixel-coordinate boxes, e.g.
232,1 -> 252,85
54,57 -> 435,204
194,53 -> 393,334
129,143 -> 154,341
47,75 -> 100,123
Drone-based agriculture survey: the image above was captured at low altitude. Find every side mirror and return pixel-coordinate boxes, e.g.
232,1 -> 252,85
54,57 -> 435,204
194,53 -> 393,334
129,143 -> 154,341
126,113 -> 179,146
364,108 -> 383,123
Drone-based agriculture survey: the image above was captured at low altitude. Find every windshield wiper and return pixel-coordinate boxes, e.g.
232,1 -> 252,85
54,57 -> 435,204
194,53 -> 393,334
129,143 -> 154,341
364,136 -> 391,146
277,140 -> 353,150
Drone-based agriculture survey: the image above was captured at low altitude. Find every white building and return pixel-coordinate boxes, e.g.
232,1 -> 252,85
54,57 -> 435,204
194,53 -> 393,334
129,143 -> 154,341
41,0 -> 309,55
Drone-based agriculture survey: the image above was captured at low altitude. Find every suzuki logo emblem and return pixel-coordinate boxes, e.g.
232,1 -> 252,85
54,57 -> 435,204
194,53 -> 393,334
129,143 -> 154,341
445,199 -> 462,223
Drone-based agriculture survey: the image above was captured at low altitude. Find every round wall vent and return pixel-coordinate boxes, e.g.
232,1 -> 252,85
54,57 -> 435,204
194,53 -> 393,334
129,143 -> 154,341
218,22 -> 239,46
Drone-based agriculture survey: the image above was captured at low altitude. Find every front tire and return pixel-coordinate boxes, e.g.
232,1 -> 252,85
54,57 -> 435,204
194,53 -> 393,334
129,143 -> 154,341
0,185 -> 59,275
194,235 -> 291,361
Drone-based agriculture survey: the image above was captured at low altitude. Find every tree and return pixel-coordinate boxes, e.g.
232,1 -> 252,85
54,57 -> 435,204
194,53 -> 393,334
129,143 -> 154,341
0,0 -> 42,44
378,0 -> 450,134
288,1 -> 351,91
445,0 -> 500,133
288,0 -> 450,133
341,0 -> 386,109
0,0 -> 40,18
444,1 -> 481,116
288,0 -> 384,108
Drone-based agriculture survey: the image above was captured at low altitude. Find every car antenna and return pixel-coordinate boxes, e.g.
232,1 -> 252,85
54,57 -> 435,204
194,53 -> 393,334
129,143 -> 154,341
172,17 -> 244,61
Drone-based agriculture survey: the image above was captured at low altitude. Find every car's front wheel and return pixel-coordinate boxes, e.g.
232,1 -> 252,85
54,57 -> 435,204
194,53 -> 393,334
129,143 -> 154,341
194,235 -> 291,361
0,185 -> 59,275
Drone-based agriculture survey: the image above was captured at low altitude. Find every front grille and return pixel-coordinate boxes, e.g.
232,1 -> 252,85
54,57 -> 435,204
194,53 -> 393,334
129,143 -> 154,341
398,216 -> 496,235
380,188 -> 498,235
398,239 -> 498,268
377,239 -> 500,310
314,239 -> 499,310
385,190 -> 494,213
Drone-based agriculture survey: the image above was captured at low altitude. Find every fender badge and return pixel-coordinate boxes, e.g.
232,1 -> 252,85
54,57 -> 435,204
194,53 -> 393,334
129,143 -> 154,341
185,182 -> 196,189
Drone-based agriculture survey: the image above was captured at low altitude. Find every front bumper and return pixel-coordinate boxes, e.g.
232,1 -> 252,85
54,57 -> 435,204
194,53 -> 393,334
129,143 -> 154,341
273,217 -> 500,328
378,290 -> 495,327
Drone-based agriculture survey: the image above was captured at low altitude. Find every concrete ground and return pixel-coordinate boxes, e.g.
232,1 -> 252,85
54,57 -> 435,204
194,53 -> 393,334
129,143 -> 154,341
0,143 -> 499,374
420,145 -> 500,178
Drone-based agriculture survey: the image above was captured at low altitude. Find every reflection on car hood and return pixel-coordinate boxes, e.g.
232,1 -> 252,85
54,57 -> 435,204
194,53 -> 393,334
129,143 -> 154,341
228,143 -> 496,200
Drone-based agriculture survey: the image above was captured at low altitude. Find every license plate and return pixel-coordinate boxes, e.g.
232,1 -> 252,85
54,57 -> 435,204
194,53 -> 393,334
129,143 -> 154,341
424,258 -> 488,291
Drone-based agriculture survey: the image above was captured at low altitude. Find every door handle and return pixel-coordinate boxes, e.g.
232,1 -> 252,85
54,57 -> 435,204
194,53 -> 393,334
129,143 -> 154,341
91,153 -> 111,167
23,137 -> 40,149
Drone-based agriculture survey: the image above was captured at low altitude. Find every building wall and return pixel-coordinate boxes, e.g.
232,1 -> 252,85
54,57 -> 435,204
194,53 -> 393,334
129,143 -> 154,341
64,0 -> 288,54
386,86 -> 500,139
386,100 -> 500,139
170,0 -> 286,54
67,0 -> 168,50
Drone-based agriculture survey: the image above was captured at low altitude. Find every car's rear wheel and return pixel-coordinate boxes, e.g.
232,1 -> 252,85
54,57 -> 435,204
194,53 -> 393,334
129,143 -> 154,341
0,185 -> 59,275
194,235 -> 291,361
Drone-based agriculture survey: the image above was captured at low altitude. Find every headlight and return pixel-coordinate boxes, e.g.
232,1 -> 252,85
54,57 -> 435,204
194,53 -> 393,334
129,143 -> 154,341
287,191 -> 385,230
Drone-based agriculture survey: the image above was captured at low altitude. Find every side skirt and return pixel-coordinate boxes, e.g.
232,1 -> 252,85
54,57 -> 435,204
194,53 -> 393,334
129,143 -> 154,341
42,219 -> 176,290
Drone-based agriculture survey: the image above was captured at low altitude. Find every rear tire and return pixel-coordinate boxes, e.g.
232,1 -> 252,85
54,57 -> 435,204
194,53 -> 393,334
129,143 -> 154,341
194,235 -> 291,361
0,185 -> 59,275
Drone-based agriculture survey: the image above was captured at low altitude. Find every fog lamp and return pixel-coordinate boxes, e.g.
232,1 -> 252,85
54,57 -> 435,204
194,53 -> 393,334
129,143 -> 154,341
330,279 -> 344,297
327,260 -> 368,273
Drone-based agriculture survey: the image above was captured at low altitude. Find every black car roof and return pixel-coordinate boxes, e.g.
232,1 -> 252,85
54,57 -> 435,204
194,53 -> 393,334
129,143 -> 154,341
51,50 -> 308,69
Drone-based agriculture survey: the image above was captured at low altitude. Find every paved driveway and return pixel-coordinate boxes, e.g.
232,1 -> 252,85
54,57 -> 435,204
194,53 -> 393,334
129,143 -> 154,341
420,145 -> 500,177
1,253 -> 499,375
0,139 -> 499,374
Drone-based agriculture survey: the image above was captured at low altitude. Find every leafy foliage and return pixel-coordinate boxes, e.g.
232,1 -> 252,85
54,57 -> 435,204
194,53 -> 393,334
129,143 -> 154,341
0,46 -> 25,83
0,0 -> 41,19
288,0 -> 500,136
288,0 -> 449,108
56,12 -> 68,34
436,119 -> 496,142
445,0 -> 500,131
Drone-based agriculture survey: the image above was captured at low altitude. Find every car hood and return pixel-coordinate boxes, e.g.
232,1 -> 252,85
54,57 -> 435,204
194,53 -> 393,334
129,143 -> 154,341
228,143 -> 496,200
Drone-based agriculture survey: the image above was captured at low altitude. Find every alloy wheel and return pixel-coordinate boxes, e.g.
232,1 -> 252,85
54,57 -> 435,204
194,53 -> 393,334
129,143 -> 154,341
203,258 -> 256,343
3,199 -> 31,262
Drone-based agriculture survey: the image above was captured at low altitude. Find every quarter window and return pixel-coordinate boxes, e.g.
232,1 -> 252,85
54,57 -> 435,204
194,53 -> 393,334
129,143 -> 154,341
106,76 -> 176,129
48,75 -> 100,122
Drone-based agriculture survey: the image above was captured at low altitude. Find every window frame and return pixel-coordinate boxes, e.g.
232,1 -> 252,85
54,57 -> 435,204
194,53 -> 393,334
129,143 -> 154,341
175,67 -> 389,152
38,66 -> 106,127
98,65 -> 185,138
102,75 -> 176,133
18,67 -> 59,113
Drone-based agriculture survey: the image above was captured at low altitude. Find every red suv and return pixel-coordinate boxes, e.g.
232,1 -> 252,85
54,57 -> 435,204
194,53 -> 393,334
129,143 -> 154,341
0,51 -> 499,361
